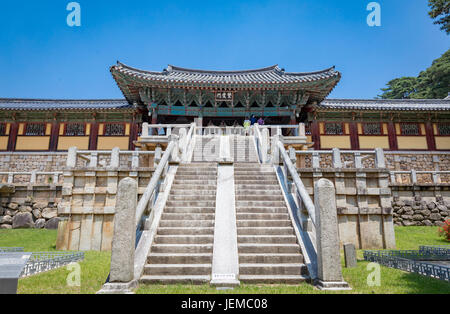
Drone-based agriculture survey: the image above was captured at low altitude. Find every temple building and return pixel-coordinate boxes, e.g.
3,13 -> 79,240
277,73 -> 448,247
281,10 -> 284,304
0,62 -> 449,151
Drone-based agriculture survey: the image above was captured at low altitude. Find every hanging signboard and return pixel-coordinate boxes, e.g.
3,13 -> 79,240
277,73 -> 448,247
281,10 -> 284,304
215,91 -> 234,102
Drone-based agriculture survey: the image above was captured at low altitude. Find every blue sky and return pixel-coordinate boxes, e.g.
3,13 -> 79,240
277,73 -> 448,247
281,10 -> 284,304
0,0 -> 448,99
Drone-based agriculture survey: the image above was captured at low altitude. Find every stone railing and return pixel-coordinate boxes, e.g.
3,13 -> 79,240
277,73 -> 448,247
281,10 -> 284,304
56,145 -> 162,251
100,138 -> 178,292
0,171 -> 63,185
276,140 -> 350,290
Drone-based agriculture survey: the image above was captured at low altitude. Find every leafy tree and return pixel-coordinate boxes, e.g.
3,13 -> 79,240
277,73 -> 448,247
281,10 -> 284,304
429,0 -> 450,34
379,77 -> 418,99
379,49 -> 450,99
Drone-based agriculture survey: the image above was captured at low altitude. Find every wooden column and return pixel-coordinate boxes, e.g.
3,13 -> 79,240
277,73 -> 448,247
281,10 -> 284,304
49,121 -> 60,151
89,121 -> 99,151
7,121 -> 18,152
349,122 -> 360,150
425,122 -> 436,151
387,122 -> 398,151
311,121 -> 320,150
150,108 -> 158,135
129,114 -> 139,151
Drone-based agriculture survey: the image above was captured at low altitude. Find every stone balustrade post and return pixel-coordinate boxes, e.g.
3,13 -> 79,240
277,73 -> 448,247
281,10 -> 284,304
299,123 -> 306,137
67,147 -> 78,168
332,148 -> 342,168
141,122 -> 149,137
375,148 -> 386,169
131,152 -> 139,169
110,148 -> 120,168
312,152 -> 320,168
110,178 -> 137,283
89,152 -> 98,168
314,178 -> 350,290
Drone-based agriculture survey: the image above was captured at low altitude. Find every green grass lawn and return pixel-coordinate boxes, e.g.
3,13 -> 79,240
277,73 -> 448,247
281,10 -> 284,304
0,227 -> 448,294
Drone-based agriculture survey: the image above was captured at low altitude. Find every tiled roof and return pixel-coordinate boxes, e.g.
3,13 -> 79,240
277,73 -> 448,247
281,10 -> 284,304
111,62 -> 340,85
317,99 -> 450,111
0,99 -> 132,111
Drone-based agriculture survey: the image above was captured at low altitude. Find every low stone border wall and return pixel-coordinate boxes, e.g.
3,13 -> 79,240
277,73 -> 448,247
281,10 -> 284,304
364,247 -> 450,282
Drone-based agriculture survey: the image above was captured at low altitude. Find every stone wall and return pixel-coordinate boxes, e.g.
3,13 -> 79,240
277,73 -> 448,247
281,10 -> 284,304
0,199 -> 60,230
0,184 -> 62,230
296,168 -> 395,249
391,186 -> 450,227
0,153 -> 67,172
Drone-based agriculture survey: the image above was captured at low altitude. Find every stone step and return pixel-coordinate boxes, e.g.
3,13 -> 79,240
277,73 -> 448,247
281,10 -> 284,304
164,207 -> 216,214
172,180 -> 217,185
157,227 -> 214,235
170,190 -> 217,196
151,244 -> 213,254
178,164 -> 217,168
239,254 -> 303,264
176,170 -> 218,174
237,220 -> 291,227
235,190 -> 282,195
176,175 -> 217,180
168,195 -> 216,201
238,275 -> 308,284
234,164 -> 272,168
237,227 -> 295,235
234,180 -> 279,185
238,243 -> 300,254
171,184 -> 216,190
144,264 -> 212,276
162,213 -> 215,221
235,176 -> 277,181
148,253 -> 212,264
235,195 -> 285,202
140,275 -> 211,285
234,172 -> 276,176
239,263 -> 307,276
236,207 -> 288,214
236,213 -> 290,220
235,185 -> 282,191
236,201 -> 286,207
166,201 -> 216,207
155,235 -> 214,245
159,220 -> 215,228
237,235 -> 297,244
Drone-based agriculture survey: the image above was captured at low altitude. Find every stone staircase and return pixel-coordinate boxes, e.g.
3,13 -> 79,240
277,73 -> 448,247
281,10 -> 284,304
234,163 -> 308,284
192,135 -> 259,163
140,163 -> 218,284
230,135 -> 259,163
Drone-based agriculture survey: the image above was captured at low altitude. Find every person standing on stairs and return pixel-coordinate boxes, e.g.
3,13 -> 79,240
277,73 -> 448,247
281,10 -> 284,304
243,117 -> 251,135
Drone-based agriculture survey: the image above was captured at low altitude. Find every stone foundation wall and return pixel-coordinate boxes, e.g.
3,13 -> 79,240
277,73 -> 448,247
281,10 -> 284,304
0,199 -> 60,230
0,153 -> 67,172
0,185 -> 62,230
391,186 -> 450,227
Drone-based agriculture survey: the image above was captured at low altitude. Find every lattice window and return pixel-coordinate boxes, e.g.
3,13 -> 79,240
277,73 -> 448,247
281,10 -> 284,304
25,123 -> 46,136
400,123 -> 419,136
324,123 -> 344,135
0,124 -> 6,136
363,123 -> 382,135
65,123 -> 85,136
104,123 -> 125,136
438,124 -> 450,136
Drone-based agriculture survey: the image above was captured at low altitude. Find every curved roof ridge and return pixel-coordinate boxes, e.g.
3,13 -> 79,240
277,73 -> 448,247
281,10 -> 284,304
323,98 -> 450,102
113,61 -> 167,76
0,98 -> 127,103
285,66 -> 337,76
167,64 -> 280,75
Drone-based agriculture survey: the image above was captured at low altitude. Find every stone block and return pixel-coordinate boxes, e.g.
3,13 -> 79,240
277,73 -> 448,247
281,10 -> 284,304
12,212 -> 35,229
344,243 -> 357,268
